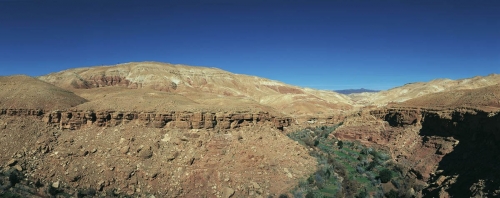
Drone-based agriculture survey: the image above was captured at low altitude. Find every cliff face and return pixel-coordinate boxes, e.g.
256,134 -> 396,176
335,107 -> 500,197
0,109 -> 292,130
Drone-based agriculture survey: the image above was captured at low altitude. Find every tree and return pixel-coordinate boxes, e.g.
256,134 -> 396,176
379,169 -> 393,183
314,140 -> 320,147
338,140 -> 344,149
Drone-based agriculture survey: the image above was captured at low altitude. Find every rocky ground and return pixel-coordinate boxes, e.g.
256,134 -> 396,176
0,115 -> 316,197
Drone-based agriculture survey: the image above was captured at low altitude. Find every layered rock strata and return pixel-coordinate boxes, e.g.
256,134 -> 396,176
335,106 -> 500,197
0,109 -> 292,130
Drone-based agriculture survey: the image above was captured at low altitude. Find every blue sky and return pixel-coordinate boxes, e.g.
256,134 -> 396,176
1,0 -> 499,90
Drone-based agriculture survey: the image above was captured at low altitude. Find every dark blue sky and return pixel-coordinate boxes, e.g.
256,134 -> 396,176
1,0 -> 499,90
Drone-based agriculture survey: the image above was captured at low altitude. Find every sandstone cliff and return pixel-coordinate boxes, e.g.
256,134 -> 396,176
0,109 -> 292,130
335,106 -> 500,197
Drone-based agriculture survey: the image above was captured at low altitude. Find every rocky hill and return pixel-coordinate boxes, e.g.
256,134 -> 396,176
38,62 -> 353,116
349,74 -> 500,106
399,83 -> 500,109
0,75 -> 87,110
334,88 -> 379,94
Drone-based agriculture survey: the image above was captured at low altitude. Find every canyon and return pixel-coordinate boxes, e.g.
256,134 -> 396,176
1,62 -> 500,197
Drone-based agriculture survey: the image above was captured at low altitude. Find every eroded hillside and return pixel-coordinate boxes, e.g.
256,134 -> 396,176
0,75 -> 87,110
335,84 -> 500,197
38,62 -> 353,116
349,74 -> 500,106
1,62 -> 500,197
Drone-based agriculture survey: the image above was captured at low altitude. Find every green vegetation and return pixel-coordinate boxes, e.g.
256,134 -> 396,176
286,124 -> 418,198
378,169 -> 393,183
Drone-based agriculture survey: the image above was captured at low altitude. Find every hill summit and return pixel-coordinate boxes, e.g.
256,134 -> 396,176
38,62 -> 353,116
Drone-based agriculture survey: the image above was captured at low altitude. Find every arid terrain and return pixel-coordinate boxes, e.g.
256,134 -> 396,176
1,62 -> 499,197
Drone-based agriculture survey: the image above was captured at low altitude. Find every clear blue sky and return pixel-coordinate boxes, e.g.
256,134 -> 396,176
1,0 -> 499,90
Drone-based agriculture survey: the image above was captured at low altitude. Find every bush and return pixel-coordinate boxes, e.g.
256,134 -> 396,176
385,190 -> 399,198
304,137 -> 315,147
307,175 -> 314,184
378,169 -> 393,183
8,170 -> 21,186
315,173 -> 324,185
314,140 -> 320,147
369,150 -> 380,159
356,165 -> 365,174
391,179 -> 401,189
305,191 -> 314,198
343,179 -> 361,197
356,189 -> 368,198
361,147 -> 370,155
279,194 -> 289,198
367,161 -> 377,171
292,189 -> 303,198
338,141 -> 344,149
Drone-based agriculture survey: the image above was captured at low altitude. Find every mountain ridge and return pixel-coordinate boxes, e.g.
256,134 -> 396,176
38,61 -> 354,116
334,88 -> 380,94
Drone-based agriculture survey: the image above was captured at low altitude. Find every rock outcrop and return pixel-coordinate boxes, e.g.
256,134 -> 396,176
334,106 -> 500,197
0,109 -> 292,130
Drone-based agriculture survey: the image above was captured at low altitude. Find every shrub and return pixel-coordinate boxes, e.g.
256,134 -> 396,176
279,194 -> 289,198
292,189 -> 303,198
356,189 -> 368,198
298,180 -> 309,189
367,161 -> 377,171
307,175 -> 314,184
314,140 -> 320,147
378,169 -> 393,183
304,137 -> 315,147
391,179 -> 401,189
361,148 -> 370,155
343,179 -> 361,197
305,191 -> 314,198
378,152 -> 390,161
8,170 -> 21,186
315,173 -> 324,185
385,190 -> 399,198
369,150 -> 380,159
356,165 -> 365,174
338,140 -> 344,149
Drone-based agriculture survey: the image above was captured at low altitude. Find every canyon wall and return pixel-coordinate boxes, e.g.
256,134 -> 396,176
335,107 -> 500,197
0,109 -> 292,130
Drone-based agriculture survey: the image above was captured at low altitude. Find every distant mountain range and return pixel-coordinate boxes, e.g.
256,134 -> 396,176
334,88 -> 380,94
